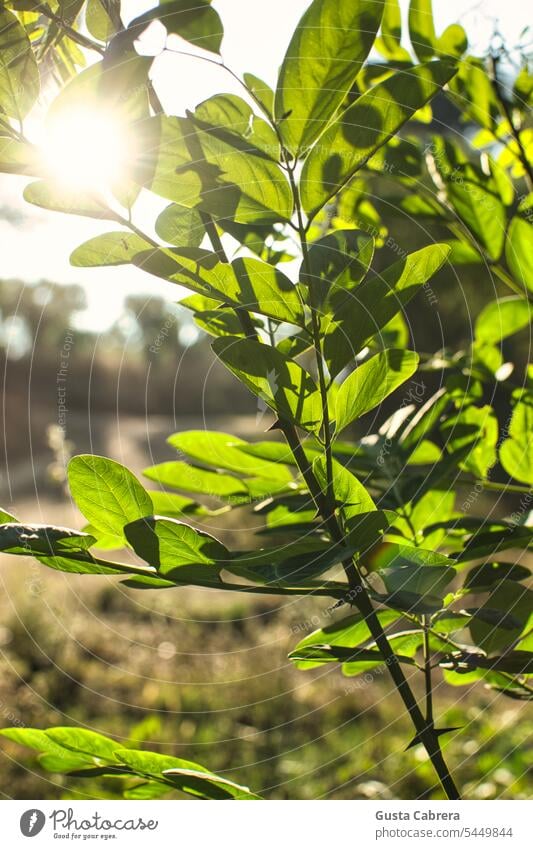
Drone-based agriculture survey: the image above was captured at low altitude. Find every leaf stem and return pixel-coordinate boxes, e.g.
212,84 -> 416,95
459,476 -> 532,495
279,152 -> 460,800
283,154 -> 336,517
423,616 -> 434,726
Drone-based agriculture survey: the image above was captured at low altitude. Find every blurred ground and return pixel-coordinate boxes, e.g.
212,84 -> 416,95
0,413 -> 531,800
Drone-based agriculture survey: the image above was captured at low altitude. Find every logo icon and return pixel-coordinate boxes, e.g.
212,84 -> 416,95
20,809 -> 46,837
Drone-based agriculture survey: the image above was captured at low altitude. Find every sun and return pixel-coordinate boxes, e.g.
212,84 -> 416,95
41,106 -> 130,193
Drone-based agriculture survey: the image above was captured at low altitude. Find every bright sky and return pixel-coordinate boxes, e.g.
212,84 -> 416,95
0,0 -> 530,331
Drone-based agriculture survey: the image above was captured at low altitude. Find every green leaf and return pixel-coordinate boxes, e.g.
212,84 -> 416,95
0,507 -> 17,522
135,115 -> 292,224
500,438 -> 532,487
369,543 -> 456,600
0,728 -> 93,771
324,244 -> 450,376
0,137 -> 42,177
433,611 -> 471,635
212,337 -> 323,434
313,455 -> 376,519
262,499 -> 317,531
237,440 -> 309,466
0,7 -> 39,120
441,405 -> 498,479
408,0 -> 436,61
477,651 -> 533,675
275,0 -> 384,156
290,609 -> 400,669
121,575 -> 179,591
0,727 -> 76,756
49,55 -> 151,127
162,766 -> 259,800
342,633 -> 423,676
110,747 -> 201,776
391,488 -> 454,548
70,232 -> 153,267
313,456 -> 390,554
132,247 -> 231,300
500,399 -> 533,486
124,780 -> 174,799
506,216 -> 533,292
437,24 -> 467,58
124,516 -> 227,581
372,588 -> 444,614
143,460 -> 249,499
86,0 -> 117,41
228,539 -> 354,586
230,257 -> 304,325
187,122 -> 292,223
446,179 -> 505,260
190,307 -> 257,338
446,239 -> 482,265
194,93 -> 278,157
24,181 -> 119,221
0,523 -> 95,557
378,561 -> 455,601
305,229 -> 374,310
68,455 -> 153,538
81,523 -> 125,552
334,349 -> 419,434
45,727 -> 121,762
243,72 -> 274,116
375,0 -> 411,62
155,204 -> 204,248
146,490 -> 208,517
456,524 -> 533,563
468,581 -> 533,654
288,643 -> 416,666
1,726 -> 260,800
447,58 -> 500,130
300,60 -> 457,217
129,0 -> 223,55
167,431 -> 293,481
35,553 -> 125,577
135,247 -> 304,325
475,296 -> 532,343
464,562 -> 531,590
111,748 -> 258,798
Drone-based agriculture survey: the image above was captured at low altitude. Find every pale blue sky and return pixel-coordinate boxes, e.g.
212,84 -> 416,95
0,0 -> 529,332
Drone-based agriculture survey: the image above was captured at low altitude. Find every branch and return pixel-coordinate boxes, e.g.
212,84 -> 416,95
36,3 -> 105,56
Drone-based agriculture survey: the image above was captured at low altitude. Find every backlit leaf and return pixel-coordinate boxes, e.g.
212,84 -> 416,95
300,60 -> 457,217
68,455 -> 153,538
275,0 -> 384,155
0,7 -> 39,120
324,244 -> 449,376
506,216 -> 533,293
128,0 -> 223,55
70,232 -> 153,267
334,349 -> 419,434
124,516 -> 227,581
475,296 -> 532,343
213,337 -> 323,434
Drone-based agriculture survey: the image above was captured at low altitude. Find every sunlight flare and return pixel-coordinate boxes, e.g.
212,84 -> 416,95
41,107 -> 130,192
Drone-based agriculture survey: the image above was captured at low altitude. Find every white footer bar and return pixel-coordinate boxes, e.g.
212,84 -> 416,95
3,799 -> 531,848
